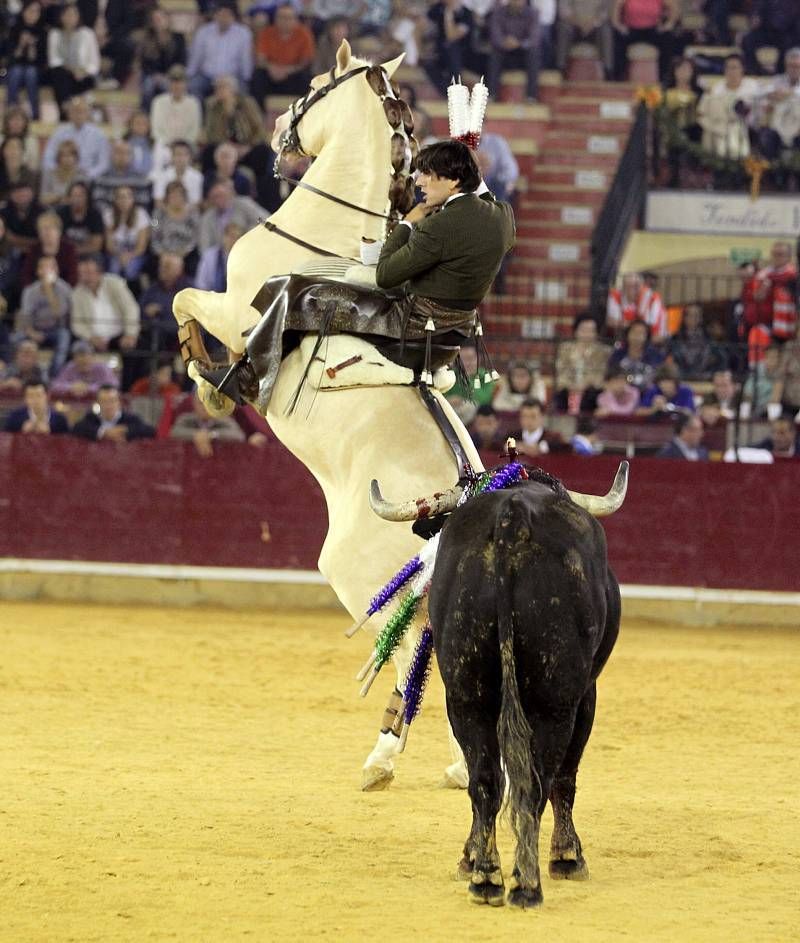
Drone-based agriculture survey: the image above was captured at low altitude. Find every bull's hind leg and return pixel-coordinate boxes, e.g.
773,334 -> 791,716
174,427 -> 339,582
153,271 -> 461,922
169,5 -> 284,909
449,709 -> 505,906
549,685 -> 596,880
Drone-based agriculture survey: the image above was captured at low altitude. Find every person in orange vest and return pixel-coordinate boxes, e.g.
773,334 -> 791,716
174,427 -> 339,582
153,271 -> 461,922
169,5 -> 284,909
606,271 -> 668,340
744,242 -> 798,364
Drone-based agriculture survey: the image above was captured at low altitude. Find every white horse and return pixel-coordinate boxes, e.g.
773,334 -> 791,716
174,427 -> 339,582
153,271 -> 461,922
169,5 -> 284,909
174,41 -> 622,791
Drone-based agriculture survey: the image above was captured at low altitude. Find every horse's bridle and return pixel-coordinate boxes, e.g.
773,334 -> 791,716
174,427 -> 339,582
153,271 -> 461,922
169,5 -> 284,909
269,63 -> 415,253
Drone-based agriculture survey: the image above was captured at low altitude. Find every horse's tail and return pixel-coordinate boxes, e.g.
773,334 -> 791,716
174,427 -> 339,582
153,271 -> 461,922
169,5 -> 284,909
495,494 -> 541,888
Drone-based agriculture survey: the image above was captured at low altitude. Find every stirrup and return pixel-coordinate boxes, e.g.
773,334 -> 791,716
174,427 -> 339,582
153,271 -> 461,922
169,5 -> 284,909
198,356 -> 259,406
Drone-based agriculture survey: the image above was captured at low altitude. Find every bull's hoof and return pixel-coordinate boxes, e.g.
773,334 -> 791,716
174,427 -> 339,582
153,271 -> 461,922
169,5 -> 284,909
455,856 -> 473,881
361,766 -> 394,792
468,878 -> 505,907
507,885 -> 544,910
549,856 -> 589,881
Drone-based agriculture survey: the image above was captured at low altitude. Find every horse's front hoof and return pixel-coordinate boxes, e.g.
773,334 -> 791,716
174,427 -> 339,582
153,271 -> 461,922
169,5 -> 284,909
468,878 -> 505,907
507,885 -> 543,910
549,856 -> 589,881
361,765 -> 394,791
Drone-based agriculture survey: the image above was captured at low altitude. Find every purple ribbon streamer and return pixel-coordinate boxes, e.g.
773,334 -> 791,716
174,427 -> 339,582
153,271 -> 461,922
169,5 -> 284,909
403,625 -> 433,725
480,462 -> 524,496
367,555 -> 422,616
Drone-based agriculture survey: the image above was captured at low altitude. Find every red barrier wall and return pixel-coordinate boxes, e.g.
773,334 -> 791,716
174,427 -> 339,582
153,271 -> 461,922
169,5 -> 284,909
1,434 -> 798,592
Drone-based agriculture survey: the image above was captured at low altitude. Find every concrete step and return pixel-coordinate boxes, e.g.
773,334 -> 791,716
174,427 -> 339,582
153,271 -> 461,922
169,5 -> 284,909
555,97 -> 635,120
543,129 -> 627,153
511,220 -> 594,240
510,238 -> 591,263
560,80 -> 638,100
529,168 -> 611,190
549,114 -> 635,135
534,149 -> 620,169
522,187 -> 606,206
514,203 -> 596,225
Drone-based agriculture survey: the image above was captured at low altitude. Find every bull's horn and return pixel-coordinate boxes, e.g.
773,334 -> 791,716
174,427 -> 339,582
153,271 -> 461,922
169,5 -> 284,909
567,461 -> 629,517
369,480 -> 463,522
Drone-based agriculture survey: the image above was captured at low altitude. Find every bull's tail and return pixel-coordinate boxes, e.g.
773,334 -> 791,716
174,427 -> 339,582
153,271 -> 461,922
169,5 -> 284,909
495,497 -> 542,888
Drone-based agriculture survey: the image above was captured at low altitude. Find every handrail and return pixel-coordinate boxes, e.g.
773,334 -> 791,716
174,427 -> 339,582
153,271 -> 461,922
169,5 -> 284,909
590,102 -> 649,315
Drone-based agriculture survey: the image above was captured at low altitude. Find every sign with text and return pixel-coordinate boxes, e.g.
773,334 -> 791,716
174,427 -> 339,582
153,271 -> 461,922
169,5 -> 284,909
647,192 -> 800,237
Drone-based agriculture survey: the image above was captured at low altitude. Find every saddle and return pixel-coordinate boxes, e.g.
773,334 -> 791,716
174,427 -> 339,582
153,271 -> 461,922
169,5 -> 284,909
210,274 -> 477,411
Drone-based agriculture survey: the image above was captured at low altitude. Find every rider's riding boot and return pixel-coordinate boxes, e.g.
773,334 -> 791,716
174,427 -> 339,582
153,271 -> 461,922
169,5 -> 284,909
177,319 -> 258,405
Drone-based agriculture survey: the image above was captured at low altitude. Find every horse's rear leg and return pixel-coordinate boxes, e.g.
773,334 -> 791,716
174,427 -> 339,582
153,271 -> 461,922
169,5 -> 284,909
548,685 -> 596,880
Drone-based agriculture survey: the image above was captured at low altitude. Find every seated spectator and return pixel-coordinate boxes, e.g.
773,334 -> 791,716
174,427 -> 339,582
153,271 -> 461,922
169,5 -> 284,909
742,4 -> 800,76
103,186 -> 151,283
150,67 -> 202,173
170,388 -> 246,457
637,363 -> 695,416
488,0 -> 540,102
138,253 -> 189,363
2,107 -> 41,173
195,221 -> 243,291
755,414 -> 800,458
139,8 -> 188,110
595,365 -> 641,416
571,415 -> 601,455
667,303 -> 727,380
610,0 -> 678,82
150,182 -> 201,273
71,256 -> 140,387
99,0 -> 141,90
387,5 -> 426,70
47,3 -> 100,117
554,313 -> 610,413
50,338 -> 120,398
72,384 -> 156,441
0,137 -> 38,206
2,181 -> 43,252
556,0 -> 613,78
39,140 -> 84,208
741,344 -> 784,417
698,393 -> 724,429
129,360 -> 182,399
6,1 -> 47,120
93,139 -> 153,211
606,272 -> 667,340
198,180 -> 265,253
0,338 -> 46,393
124,113 -> 155,178
252,2 -> 315,106
425,1 -> 474,96
755,48 -> 800,167
15,257 -> 72,374
21,210 -> 79,287
476,130 -> 520,204
493,358 -> 547,411
469,403 -> 507,451
513,397 -> 563,457
57,181 -> 104,257
150,140 -> 204,209
656,412 -> 708,460
187,2 -> 253,103
661,56 -> 702,187
42,97 -> 111,181
313,16 -> 351,74
774,329 -> 800,414
608,318 -> 665,390
204,142 -> 254,198
711,367 -> 739,419
3,379 -> 69,434
202,75 -> 266,171
696,54 -> 760,167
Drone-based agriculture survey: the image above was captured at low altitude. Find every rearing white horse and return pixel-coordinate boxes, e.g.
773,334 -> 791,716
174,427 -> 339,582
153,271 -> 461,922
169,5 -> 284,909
174,40 -> 623,791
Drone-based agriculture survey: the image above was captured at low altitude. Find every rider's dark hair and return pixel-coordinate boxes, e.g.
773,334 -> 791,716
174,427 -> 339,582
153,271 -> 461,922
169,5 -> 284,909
413,140 -> 481,193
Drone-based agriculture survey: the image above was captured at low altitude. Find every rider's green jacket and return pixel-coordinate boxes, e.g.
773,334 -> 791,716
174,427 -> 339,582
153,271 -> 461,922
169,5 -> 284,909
375,190 -> 516,311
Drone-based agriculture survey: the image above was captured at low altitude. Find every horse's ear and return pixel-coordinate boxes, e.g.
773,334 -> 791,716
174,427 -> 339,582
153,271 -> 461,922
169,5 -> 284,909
335,39 -> 352,76
380,52 -> 405,79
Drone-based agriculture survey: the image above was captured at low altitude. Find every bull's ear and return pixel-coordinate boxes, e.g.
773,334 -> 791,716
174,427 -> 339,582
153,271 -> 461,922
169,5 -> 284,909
335,39 -> 352,76
380,52 -> 405,79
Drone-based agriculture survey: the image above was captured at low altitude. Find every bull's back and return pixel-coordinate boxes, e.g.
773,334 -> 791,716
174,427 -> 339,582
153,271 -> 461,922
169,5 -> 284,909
428,483 -> 613,710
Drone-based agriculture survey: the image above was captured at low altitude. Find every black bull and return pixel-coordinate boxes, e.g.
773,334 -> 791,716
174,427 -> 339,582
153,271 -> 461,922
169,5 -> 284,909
427,477 -> 621,909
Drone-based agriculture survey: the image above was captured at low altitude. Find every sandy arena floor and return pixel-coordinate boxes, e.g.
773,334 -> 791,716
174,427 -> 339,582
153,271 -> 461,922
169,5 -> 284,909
1,601 -> 799,942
